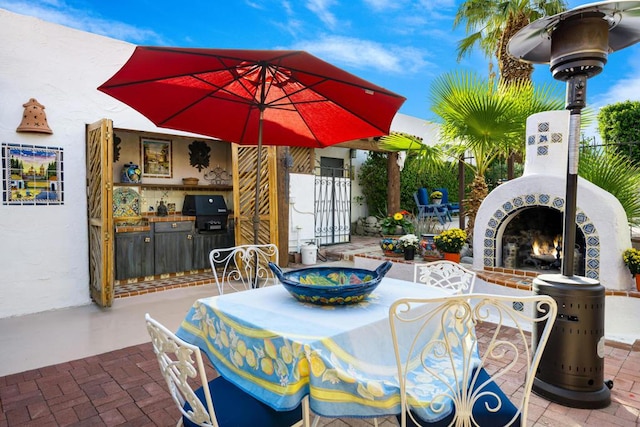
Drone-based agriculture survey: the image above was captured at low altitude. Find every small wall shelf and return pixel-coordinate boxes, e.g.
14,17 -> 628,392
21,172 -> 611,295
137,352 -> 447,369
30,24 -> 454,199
115,183 -> 233,191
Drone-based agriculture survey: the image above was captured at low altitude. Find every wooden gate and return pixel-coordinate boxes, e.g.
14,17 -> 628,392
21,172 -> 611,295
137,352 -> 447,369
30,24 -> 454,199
86,119 -> 114,307
232,144 -> 278,246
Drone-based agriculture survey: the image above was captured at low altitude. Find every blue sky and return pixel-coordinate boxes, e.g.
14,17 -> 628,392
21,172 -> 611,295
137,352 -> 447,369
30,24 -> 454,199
2,0 -> 639,139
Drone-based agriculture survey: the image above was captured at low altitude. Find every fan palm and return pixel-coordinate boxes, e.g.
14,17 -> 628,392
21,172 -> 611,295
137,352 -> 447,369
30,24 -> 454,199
454,0 -> 567,84
383,71 -> 564,234
579,146 -> 640,227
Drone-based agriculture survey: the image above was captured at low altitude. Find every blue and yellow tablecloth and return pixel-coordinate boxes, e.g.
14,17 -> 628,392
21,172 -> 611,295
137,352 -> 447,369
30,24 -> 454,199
176,277 -> 464,419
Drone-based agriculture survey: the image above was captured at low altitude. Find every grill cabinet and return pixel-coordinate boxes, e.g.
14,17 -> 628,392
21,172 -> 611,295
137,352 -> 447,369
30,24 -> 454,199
182,195 -> 229,232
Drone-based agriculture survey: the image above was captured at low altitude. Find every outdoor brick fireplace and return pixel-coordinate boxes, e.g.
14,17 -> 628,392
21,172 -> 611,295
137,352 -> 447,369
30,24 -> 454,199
472,110 -> 633,290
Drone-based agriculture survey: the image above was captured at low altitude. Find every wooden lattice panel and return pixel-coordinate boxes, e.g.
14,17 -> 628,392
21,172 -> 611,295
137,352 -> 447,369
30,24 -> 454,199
86,119 -> 114,307
290,146 -> 314,174
233,145 -> 278,245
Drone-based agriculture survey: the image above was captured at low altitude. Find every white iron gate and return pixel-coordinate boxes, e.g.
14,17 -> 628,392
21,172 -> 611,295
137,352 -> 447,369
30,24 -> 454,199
314,165 -> 351,245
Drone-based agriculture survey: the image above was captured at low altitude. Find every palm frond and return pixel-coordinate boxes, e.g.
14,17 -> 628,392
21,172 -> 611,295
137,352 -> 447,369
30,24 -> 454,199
579,148 -> 640,226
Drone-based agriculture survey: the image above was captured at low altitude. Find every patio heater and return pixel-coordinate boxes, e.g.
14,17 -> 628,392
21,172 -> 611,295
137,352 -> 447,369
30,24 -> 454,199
508,0 -> 640,409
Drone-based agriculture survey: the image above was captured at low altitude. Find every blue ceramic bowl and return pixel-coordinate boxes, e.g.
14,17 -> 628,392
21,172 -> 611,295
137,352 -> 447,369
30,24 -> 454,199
268,261 -> 392,305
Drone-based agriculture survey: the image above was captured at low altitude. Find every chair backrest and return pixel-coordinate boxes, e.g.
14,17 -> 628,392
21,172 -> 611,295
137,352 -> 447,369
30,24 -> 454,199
434,187 -> 449,204
413,261 -> 476,294
145,313 -> 218,427
417,187 -> 429,206
209,244 -> 279,294
389,294 -> 557,427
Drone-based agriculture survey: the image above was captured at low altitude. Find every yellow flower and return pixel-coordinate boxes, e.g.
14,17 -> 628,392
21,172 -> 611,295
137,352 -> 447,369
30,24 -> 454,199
622,248 -> 640,275
393,212 -> 403,221
434,228 -> 467,253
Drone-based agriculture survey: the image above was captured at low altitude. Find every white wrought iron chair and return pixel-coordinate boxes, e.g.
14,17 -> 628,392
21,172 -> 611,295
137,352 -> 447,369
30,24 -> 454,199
209,244 -> 279,294
389,294 -> 557,427
413,261 -> 476,294
145,313 -> 305,427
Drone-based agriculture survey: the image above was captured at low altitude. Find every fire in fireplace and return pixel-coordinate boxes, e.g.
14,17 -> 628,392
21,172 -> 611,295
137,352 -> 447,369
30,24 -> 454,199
501,207 -> 584,274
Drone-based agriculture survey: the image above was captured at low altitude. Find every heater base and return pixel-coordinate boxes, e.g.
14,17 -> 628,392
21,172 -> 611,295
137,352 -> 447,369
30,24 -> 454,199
533,378 -> 610,409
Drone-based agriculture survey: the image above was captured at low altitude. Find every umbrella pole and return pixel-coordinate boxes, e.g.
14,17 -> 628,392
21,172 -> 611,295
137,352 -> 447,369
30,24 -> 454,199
251,110 -> 264,288
253,110 -> 264,246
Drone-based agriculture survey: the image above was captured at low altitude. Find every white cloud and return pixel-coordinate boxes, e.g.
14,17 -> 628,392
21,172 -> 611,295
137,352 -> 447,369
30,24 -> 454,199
596,77 -> 640,107
305,0 -> 338,30
362,0 -> 403,12
291,35 -> 432,74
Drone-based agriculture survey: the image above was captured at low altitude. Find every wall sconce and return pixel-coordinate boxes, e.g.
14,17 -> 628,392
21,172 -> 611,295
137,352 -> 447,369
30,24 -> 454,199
16,98 -> 53,134
350,149 -> 357,159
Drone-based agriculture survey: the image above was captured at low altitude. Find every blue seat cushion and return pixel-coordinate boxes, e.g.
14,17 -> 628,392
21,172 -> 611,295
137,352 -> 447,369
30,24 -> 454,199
399,367 -> 521,427
417,188 -> 429,205
183,375 -> 302,427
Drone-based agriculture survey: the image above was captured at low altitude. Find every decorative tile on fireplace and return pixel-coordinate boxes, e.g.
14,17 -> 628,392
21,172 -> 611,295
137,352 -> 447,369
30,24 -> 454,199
480,192 -> 599,279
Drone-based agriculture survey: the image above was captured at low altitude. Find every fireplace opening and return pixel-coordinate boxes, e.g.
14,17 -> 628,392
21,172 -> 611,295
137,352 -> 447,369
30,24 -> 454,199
501,207 -> 585,274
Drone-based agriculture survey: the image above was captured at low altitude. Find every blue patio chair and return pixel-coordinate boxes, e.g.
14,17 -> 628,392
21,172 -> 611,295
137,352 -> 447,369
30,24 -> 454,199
413,190 -> 449,225
434,187 -> 460,217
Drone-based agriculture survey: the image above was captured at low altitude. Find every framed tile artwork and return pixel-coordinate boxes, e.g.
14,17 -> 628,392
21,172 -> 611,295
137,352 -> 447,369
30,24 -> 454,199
141,137 -> 172,178
2,143 -> 64,205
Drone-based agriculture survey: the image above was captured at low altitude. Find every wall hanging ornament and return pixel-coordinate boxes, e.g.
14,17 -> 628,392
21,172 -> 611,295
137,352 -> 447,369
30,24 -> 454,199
188,140 -> 211,172
113,134 -> 122,162
16,98 -> 53,134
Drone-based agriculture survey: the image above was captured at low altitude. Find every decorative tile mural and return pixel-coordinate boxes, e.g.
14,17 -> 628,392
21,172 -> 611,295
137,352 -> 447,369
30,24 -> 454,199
532,120 -> 563,158
2,143 -> 64,205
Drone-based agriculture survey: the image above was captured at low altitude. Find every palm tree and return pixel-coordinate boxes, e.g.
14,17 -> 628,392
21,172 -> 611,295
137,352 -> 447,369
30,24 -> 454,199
381,71 -> 564,235
454,0 -> 567,84
454,0 -> 567,182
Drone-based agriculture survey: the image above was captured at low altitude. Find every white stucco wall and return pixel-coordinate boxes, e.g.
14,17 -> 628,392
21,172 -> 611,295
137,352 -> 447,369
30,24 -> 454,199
0,9 -> 208,318
390,113 -> 440,145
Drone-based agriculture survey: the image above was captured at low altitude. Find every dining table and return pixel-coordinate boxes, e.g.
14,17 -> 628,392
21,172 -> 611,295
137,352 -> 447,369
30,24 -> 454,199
175,276 -> 471,421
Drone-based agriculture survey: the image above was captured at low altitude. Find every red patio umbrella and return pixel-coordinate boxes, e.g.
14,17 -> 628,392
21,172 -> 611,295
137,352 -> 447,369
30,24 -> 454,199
98,46 -> 406,243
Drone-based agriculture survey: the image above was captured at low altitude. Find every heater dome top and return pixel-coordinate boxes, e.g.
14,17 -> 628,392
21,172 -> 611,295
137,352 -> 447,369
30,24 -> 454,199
508,0 -> 640,66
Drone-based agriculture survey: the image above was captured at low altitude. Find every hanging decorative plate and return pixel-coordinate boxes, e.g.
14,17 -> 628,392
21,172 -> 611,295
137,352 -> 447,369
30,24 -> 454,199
113,186 -> 141,218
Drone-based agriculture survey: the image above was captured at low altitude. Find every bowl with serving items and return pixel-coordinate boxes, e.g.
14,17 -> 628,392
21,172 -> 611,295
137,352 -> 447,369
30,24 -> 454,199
268,261 -> 392,305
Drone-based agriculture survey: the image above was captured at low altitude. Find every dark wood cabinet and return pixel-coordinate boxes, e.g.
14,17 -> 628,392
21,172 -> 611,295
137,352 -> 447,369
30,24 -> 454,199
115,231 -> 154,280
115,219 -> 236,279
192,231 -> 235,270
153,221 -> 194,275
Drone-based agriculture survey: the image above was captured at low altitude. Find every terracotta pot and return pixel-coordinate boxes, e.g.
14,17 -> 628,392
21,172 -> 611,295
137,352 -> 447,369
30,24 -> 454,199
443,252 -> 461,263
635,274 -> 640,292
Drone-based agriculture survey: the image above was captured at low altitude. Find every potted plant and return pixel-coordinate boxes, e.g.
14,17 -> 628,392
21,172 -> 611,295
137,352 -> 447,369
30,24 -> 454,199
379,210 -> 415,235
398,234 -> 420,260
379,211 -> 415,257
434,228 -> 467,262
622,248 -> 640,291
430,190 -> 443,204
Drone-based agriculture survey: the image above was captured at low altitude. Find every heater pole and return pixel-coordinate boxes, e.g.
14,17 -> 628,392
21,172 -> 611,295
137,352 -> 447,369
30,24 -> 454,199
561,74 -> 586,276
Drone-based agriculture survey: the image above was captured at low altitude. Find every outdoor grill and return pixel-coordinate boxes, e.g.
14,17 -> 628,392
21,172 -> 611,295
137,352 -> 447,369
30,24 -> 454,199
182,195 -> 229,232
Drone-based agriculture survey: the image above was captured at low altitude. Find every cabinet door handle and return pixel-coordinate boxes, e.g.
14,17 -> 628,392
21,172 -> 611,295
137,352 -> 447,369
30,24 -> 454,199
144,237 -> 151,243
171,223 -> 177,228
